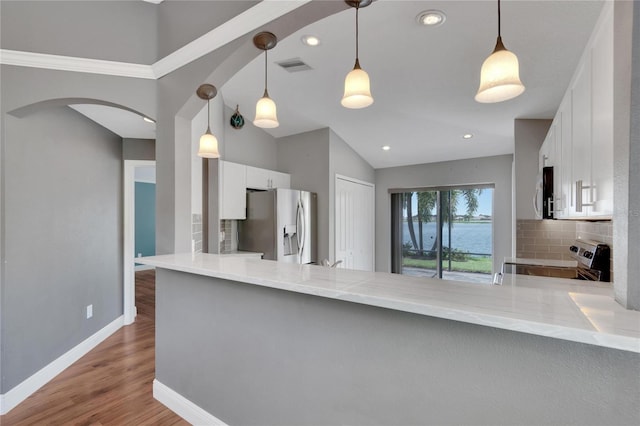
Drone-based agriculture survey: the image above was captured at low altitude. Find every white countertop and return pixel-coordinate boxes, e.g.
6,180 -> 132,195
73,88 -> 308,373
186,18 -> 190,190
504,257 -> 578,268
217,250 -> 263,258
139,253 -> 640,353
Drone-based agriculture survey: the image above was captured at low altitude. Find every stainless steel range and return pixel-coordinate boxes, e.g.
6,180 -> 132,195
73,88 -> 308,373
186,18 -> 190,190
569,239 -> 610,281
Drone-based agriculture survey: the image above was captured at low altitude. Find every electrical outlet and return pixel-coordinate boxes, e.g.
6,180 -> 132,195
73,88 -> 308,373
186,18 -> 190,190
137,253 -> 142,258
86,304 -> 93,319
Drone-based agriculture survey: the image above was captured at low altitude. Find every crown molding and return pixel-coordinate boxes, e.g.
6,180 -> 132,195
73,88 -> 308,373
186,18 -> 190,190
0,49 -> 156,79
0,0 -> 312,81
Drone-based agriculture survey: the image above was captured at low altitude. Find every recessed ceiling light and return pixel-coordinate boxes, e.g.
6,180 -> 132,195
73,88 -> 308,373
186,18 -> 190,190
382,145 -> 391,151
463,133 -> 474,140
416,10 -> 446,27
143,116 -> 155,124
301,35 -> 320,46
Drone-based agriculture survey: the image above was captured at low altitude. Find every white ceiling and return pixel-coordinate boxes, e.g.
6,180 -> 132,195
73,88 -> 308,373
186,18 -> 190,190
68,1 -> 604,168
69,104 -> 156,140
221,0 -> 604,169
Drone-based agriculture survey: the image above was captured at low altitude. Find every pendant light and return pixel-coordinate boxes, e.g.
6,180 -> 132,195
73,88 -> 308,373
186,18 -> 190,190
253,32 -> 279,129
341,0 -> 374,109
196,84 -> 220,158
475,0 -> 525,103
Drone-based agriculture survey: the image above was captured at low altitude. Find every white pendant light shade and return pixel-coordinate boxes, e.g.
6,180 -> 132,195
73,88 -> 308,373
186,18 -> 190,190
196,84 -> 221,158
253,91 -> 279,128
475,38 -> 525,103
341,61 -> 374,109
198,129 -> 220,158
342,0 -> 374,109
253,32 -> 280,129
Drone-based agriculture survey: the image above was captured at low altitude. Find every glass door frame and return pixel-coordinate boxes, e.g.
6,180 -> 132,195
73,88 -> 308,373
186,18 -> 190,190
390,184 -> 494,280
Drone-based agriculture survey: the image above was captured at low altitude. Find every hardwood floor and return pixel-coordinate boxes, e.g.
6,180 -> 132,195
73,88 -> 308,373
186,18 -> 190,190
1,270 -> 189,426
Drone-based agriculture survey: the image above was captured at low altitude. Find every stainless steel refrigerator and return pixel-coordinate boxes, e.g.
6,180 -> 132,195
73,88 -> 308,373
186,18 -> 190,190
238,188 -> 317,264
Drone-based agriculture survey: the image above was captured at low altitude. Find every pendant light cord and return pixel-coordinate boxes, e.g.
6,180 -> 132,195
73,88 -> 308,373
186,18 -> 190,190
356,2 -> 360,60
355,4 -> 360,60
206,98 -> 211,132
264,48 -> 268,95
498,0 -> 501,38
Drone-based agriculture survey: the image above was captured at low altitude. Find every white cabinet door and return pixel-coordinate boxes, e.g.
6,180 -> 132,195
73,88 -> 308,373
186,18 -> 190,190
335,177 -> 375,272
245,166 -> 271,190
557,95 -> 573,219
589,6 -> 614,218
571,54 -> 592,218
270,171 -> 290,189
246,165 -> 291,190
220,161 -> 246,219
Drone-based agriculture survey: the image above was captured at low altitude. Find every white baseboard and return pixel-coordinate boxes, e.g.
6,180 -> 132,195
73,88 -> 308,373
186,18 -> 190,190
153,379 -> 228,426
0,315 -> 124,415
135,264 -> 155,271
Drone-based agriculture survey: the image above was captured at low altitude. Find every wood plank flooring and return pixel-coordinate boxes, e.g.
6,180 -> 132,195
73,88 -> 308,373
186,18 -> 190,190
1,270 -> 189,426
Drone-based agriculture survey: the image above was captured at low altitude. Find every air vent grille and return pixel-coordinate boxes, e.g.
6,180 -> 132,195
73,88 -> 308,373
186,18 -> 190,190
276,58 -> 312,73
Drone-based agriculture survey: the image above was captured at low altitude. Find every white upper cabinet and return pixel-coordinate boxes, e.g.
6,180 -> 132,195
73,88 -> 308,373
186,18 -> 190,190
538,2 -> 613,220
557,95 -> 573,218
589,5 -> 614,217
270,170 -> 291,189
219,161 -> 246,220
246,165 -> 290,190
571,53 -> 593,217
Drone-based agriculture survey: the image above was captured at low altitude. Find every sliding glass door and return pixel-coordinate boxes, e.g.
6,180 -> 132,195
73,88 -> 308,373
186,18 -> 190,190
392,186 -> 493,284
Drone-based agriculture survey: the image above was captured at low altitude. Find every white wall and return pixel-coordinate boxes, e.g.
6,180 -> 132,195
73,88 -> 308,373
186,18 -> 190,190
374,155 -> 514,275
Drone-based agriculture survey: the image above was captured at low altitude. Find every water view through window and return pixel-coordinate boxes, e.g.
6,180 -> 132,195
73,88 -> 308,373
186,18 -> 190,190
392,187 -> 493,284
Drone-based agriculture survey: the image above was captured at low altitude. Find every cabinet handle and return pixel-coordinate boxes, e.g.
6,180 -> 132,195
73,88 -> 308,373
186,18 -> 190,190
554,197 -> 564,213
575,180 -> 594,213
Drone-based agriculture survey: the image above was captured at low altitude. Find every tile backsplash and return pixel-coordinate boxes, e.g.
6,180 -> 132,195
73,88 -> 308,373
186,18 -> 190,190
192,213 -> 203,253
219,220 -> 237,253
516,220 -> 577,261
516,219 -> 613,280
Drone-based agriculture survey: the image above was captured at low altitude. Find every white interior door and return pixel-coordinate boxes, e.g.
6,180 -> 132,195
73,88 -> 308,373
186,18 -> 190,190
335,176 -> 375,271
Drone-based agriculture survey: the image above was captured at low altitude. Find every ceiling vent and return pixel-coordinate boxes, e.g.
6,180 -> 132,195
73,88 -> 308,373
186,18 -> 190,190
276,58 -> 312,73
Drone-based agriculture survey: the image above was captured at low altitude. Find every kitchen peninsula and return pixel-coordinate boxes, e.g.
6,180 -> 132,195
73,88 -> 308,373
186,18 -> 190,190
140,253 -> 640,425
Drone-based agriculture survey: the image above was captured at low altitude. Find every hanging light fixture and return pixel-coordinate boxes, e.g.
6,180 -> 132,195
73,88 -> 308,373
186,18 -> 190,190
196,84 -> 220,158
253,31 -> 279,128
475,0 -> 525,103
341,0 -> 374,109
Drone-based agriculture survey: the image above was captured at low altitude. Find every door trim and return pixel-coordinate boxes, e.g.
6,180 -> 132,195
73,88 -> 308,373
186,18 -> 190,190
123,160 -> 155,325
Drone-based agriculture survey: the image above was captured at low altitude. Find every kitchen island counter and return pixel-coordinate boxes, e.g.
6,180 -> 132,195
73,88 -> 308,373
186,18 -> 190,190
139,253 -> 639,353
142,253 -> 640,425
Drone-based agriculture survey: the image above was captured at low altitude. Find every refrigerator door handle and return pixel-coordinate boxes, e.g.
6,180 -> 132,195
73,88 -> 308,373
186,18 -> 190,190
297,199 -> 305,260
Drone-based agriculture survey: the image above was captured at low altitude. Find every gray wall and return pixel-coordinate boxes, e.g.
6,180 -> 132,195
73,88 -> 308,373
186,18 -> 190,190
375,155 -> 513,275
0,62 -> 155,396
222,105 -> 277,170
514,119 -> 552,219
156,268 -> 640,426
157,1 -> 258,59
277,128 -> 331,262
123,138 -> 155,161
613,0 -> 640,310
0,0 -> 157,64
2,106 -> 123,392
154,1 -> 345,255
276,128 -> 375,263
